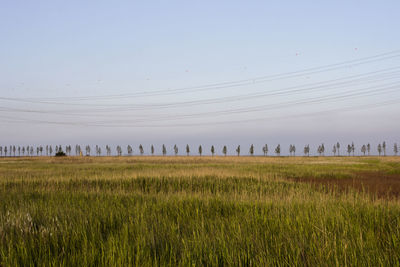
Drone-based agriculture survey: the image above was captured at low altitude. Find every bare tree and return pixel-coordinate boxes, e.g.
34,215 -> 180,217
367,143 -> 371,156
249,144 -> 254,156
377,144 -> 382,156
86,145 -> 91,156
106,145 -> 111,156
394,143 -> 398,156
186,144 -> 190,156
351,142 -> 355,156
336,142 -> 340,156
174,144 -> 178,156
304,145 -> 310,156
361,145 -> 366,156
317,145 -> 323,156
162,144 -> 167,156
139,144 -> 144,156
236,145 -> 240,156
49,146 -> 53,156
382,141 -> 386,156
116,146 -> 122,156
332,145 -> 337,156
262,144 -> 268,156
289,144 -> 296,156
211,145 -> 215,156
66,145 -> 71,156
0,146 -> 2,157
347,144 -> 352,156
127,145 -> 133,156
4,146 -> 7,157
275,144 -> 280,156
317,144 -> 325,156
222,146 -> 227,156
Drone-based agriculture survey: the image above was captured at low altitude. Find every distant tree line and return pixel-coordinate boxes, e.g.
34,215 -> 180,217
0,142 -> 398,157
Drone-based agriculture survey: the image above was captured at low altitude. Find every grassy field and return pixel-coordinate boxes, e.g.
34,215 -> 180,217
1,156 -> 400,266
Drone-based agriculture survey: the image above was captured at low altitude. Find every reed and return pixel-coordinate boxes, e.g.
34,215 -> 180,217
1,156 -> 399,266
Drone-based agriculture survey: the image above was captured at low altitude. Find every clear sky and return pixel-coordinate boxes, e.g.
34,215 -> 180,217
1,0 -> 399,155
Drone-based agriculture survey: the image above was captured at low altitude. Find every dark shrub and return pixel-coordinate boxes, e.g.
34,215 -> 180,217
55,151 -> 66,157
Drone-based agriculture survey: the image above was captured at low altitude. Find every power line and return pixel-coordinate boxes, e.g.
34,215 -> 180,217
1,50 -> 399,128
1,67 -> 400,115
2,49 -> 400,103
1,81 -> 398,126
80,82 -> 400,124
1,98 -> 398,128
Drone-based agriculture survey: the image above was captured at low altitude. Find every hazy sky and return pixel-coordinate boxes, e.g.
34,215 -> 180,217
1,1 -> 399,155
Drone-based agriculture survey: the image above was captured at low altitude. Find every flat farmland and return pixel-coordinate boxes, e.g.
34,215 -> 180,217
1,156 -> 400,266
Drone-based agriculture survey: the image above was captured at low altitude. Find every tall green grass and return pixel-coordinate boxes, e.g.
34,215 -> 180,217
1,156 -> 400,266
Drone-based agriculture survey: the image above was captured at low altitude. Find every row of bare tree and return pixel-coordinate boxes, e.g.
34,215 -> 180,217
0,142 -> 398,157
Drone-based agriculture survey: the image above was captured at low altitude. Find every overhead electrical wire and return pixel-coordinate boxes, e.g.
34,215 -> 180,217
76,82 -> 400,124
1,49 -> 400,104
1,77 -> 399,119
1,49 -> 399,128
1,98 -> 398,128
1,81 -> 398,125
1,67 -> 400,115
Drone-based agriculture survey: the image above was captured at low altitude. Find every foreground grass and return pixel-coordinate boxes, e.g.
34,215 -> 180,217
1,156 -> 400,266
